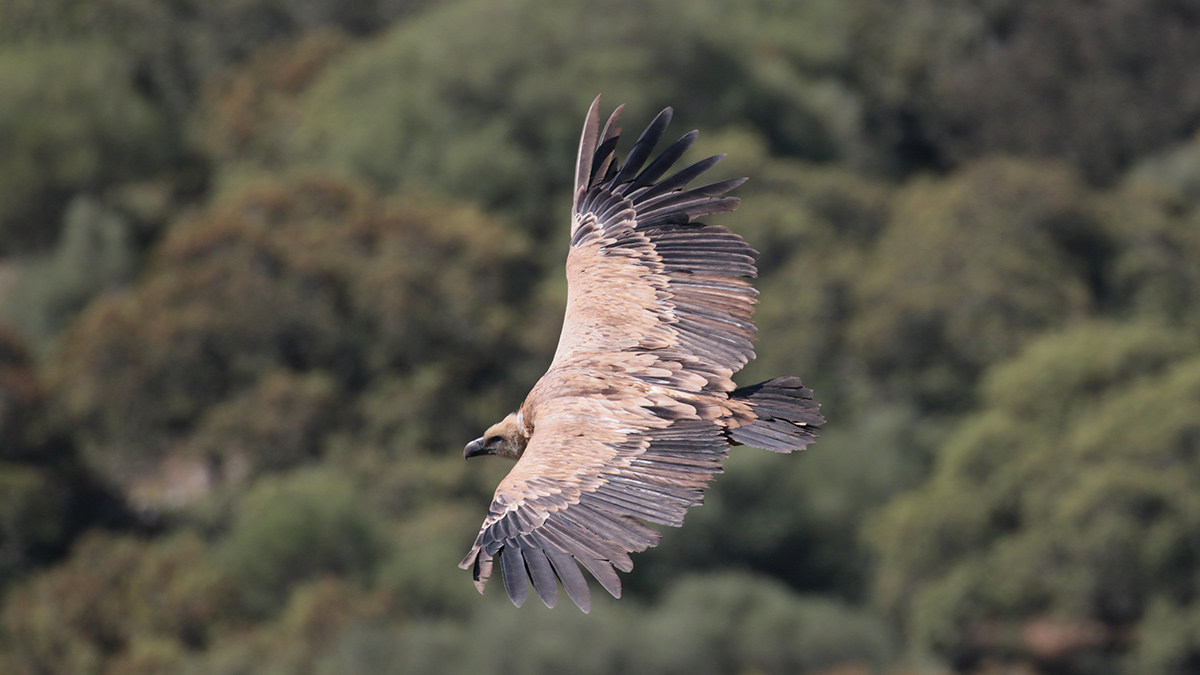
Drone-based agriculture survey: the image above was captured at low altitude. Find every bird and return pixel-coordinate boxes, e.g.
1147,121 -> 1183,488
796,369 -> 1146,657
459,96 -> 824,613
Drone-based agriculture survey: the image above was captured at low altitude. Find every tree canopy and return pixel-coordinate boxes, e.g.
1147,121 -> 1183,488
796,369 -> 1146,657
1,1 -> 1199,673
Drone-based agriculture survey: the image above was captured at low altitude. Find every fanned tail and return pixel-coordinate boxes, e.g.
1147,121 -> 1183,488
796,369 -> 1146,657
727,377 -> 823,453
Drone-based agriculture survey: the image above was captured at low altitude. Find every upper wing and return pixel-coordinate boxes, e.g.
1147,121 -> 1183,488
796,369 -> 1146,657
460,97 -> 760,612
553,97 -> 756,383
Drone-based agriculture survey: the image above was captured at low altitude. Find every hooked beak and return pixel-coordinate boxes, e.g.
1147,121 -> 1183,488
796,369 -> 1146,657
464,437 -> 488,459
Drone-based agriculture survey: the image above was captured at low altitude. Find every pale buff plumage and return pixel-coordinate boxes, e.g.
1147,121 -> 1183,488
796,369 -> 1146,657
460,97 -> 824,612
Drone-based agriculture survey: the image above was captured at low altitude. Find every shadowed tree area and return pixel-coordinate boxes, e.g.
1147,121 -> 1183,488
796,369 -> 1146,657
1,0 -> 1200,673
850,0 -> 1200,183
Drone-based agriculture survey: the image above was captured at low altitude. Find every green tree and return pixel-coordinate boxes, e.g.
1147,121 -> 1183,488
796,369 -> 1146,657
0,532 -> 240,675
0,325 -> 133,593
851,0 -> 1200,182
46,174 -> 537,505
220,469 -> 384,617
0,0 -> 437,118
306,572 -> 891,675
0,43 -> 170,253
847,158 -> 1102,411
0,196 -> 137,351
251,0 -> 867,242
869,321 -> 1200,673
1103,179 -> 1200,326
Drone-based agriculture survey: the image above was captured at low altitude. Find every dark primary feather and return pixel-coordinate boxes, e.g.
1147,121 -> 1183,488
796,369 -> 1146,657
608,107 -> 673,187
628,130 -> 699,193
572,98 -> 602,217
545,546 -> 590,611
594,105 -> 624,182
500,545 -> 528,607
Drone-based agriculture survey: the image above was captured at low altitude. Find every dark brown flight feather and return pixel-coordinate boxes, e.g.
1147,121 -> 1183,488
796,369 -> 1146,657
459,95 -> 824,613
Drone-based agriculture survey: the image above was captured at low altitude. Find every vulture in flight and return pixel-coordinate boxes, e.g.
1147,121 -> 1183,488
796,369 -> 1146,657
460,96 -> 824,612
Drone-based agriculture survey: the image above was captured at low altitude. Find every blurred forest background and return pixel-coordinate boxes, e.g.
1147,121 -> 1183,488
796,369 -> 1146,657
2,0 -> 1200,673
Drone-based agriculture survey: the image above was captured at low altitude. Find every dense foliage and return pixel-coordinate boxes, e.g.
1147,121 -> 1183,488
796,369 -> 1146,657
2,0 -> 1200,673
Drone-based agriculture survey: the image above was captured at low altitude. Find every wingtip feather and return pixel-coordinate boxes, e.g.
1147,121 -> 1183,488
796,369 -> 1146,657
546,548 -> 592,613
573,95 -> 604,219
522,543 -> 560,609
592,104 -> 625,190
471,552 -> 493,594
501,546 -> 529,608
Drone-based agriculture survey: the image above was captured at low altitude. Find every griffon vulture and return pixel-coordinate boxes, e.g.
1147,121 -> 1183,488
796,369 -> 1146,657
460,96 -> 824,612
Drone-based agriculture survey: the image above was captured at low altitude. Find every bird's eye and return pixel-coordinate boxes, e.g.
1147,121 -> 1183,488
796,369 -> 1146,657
485,436 -> 501,445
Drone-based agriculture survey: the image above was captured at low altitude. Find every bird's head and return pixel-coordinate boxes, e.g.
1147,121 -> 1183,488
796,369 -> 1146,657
464,412 -> 529,460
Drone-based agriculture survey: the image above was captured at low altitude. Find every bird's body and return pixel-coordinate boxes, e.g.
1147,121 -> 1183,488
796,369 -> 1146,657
460,97 -> 823,612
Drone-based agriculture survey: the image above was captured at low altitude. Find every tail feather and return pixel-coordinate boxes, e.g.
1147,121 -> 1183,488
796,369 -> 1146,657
727,376 -> 823,453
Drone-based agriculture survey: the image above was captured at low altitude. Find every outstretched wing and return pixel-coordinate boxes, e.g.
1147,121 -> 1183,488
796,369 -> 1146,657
460,96 -> 762,612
